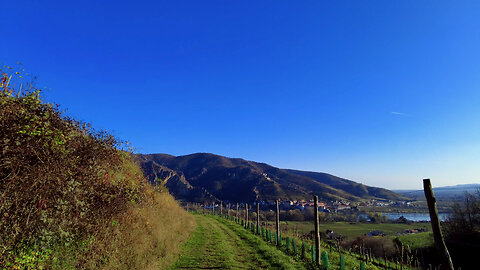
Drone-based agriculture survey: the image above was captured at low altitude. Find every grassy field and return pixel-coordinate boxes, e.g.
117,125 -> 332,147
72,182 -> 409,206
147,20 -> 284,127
275,221 -> 431,240
395,232 -> 434,249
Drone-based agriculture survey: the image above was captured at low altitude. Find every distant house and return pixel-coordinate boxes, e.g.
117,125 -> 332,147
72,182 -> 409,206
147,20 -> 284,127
298,202 -> 314,208
318,202 -> 327,209
402,228 -> 426,234
280,201 -> 294,208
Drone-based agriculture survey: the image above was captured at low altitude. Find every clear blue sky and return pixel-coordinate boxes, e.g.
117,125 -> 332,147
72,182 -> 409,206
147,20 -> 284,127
2,0 -> 480,189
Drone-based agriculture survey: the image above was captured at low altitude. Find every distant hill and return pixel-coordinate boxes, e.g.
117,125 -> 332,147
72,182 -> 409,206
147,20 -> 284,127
395,184 -> 480,200
137,153 -> 406,203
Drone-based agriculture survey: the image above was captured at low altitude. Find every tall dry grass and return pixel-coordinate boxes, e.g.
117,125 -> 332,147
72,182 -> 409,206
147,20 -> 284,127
63,187 -> 195,270
102,191 -> 195,270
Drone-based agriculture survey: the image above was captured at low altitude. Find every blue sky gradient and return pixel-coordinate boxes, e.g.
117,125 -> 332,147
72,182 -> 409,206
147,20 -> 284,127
2,0 -> 480,189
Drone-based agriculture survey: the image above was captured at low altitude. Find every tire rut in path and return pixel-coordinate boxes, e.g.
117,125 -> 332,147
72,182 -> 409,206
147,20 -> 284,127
212,219 -> 272,269
171,215 -> 255,269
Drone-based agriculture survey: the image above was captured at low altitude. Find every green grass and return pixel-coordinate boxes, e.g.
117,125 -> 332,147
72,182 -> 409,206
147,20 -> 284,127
279,221 -> 431,240
237,217 -> 390,270
169,214 -> 309,270
395,232 -> 434,249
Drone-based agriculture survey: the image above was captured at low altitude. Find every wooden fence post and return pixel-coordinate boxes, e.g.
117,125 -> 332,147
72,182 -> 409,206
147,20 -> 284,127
423,179 -> 454,270
245,203 -> 249,228
236,203 -> 239,223
275,199 -> 280,246
220,201 -> 223,216
212,202 -> 215,215
256,202 -> 260,234
314,195 -> 321,266
266,215 -> 269,230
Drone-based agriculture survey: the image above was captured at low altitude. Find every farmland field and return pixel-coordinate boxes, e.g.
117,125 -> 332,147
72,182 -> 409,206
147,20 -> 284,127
396,232 -> 434,249
272,221 -> 432,240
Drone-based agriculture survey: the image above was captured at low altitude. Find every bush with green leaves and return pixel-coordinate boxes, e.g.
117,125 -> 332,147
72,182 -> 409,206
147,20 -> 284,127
0,67 -> 149,268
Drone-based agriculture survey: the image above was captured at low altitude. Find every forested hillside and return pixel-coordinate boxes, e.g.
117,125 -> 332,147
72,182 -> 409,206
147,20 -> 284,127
137,153 -> 406,202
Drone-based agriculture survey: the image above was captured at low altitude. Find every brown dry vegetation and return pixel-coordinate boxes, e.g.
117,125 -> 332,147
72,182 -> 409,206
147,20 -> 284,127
0,67 -> 194,269
101,191 -> 195,270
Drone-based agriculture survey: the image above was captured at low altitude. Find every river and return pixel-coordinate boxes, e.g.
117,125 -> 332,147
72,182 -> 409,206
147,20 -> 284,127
382,212 -> 450,222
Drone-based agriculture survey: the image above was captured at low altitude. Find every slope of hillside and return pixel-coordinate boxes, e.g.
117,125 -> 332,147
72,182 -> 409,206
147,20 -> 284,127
0,70 -> 194,269
137,153 -> 405,202
285,169 -> 404,200
395,184 -> 480,200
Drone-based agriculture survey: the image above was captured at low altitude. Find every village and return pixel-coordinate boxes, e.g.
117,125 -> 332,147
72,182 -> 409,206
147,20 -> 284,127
256,198 -> 415,213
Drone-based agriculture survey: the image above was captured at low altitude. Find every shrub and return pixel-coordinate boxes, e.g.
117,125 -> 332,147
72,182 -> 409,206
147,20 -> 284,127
0,67 -> 194,269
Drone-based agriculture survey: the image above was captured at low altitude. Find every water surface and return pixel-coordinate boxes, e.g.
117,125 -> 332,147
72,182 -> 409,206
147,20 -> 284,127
382,212 -> 449,222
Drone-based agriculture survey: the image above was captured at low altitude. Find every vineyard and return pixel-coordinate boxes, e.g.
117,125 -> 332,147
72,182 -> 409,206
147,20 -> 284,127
175,203 -> 422,270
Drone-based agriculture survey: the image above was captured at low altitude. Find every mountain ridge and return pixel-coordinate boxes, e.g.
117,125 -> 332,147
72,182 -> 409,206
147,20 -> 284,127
136,153 -> 407,203
394,183 -> 480,200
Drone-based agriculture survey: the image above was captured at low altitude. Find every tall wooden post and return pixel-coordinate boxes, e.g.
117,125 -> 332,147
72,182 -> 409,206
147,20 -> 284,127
275,199 -> 280,246
186,203 -> 189,212
236,203 -> 239,223
220,201 -> 223,216
212,202 -> 215,215
256,202 -> 260,234
314,195 -> 320,265
423,179 -> 454,270
245,203 -> 249,228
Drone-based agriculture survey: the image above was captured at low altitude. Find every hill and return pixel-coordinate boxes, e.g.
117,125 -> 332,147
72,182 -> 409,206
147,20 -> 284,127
137,153 -> 406,202
395,183 -> 480,200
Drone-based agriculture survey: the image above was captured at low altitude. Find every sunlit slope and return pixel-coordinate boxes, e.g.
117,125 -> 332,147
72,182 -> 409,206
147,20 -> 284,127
138,153 -> 406,202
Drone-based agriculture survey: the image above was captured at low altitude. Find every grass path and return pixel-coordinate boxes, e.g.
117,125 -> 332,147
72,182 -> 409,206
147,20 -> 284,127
169,214 -> 309,270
